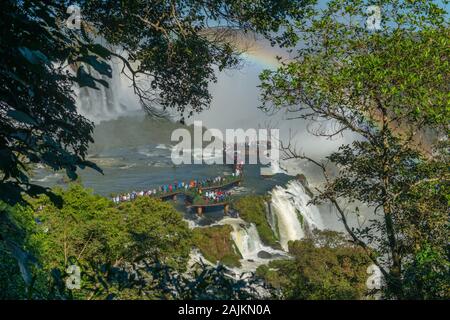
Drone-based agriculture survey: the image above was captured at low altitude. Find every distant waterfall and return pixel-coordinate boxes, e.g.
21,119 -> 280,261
269,179 -> 324,251
76,57 -> 141,123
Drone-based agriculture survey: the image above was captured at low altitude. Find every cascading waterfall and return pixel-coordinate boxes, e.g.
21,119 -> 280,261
269,179 -> 324,251
230,222 -> 264,260
264,201 -> 279,240
269,159 -> 287,174
76,57 -> 141,123
217,218 -> 286,270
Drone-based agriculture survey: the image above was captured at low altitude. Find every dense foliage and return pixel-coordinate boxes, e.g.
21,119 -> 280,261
0,184 -> 272,299
1,0 -> 448,301
256,230 -> 371,300
259,0 -> 449,299
0,0 -> 311,205
233,195 -> 280,249
0,0 -> 312,300
1,184 -> 191,298
192,225 -> 242,268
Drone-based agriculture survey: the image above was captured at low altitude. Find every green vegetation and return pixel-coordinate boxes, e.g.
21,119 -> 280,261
1,0 -> 449,301
0,184 -> 273,299
260,0 -> 449,299
256,230 -> 371,300
0,0 -> 307,206
2,184 -> 193,299
233,196 -> 280,249
40,184 -> 192,271
295,209 -> 304,228
0,1 -> 305,298
192,225 -> 242,268
0,202 -> 45,299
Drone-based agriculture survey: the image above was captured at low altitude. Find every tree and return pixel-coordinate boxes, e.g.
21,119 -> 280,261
259,0 -> 449,299
30,184 -> 193,299
0,201 -> 45,299
1,0 -> 101,206
0,0 -> 313,206
256,230 -> 371,300
80,0 -> 315,118
0,184 -> 272,300
0,0 -> 312,292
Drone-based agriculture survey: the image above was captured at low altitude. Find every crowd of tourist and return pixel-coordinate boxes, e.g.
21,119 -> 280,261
111,171 -> 241,204
196,190 -> 232,204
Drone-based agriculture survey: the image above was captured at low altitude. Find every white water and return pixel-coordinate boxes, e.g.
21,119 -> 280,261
217,218 -> 287,272
260,159 -> 287,176
155,144 -> 172,150
76,57 -> 142,123
269,179 -> 324,251
185,178 -> 326,271
31,172 -> 62,183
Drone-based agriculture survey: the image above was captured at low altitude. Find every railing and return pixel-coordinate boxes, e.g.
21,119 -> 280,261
112,174 -> 242,204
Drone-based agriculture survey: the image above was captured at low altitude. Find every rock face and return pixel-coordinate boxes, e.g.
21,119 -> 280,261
257,250 -> 273,259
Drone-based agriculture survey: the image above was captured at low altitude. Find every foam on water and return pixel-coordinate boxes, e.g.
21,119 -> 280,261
216,217 -> 287,272
269,179 -> 324,250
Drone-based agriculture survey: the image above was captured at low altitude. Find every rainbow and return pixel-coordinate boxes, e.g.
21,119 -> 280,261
230,34 -> 286,70
241,49 -> 282,70
203,29 -> 286,70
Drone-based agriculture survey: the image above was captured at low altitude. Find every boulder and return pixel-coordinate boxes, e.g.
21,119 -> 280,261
257,250 -> 273,259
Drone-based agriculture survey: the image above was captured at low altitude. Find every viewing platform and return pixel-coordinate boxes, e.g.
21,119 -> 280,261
186,202 -> 231,216
112,168 -> 243,217
155,177 -> 241,201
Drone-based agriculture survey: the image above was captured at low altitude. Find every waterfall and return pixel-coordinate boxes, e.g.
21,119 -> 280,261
269,179 -> 324,251
230,222 -> 264,260
264,201 -> 279,241
216,218 -> 286,269
270,159 -> 287,174
217,218 -> 266,260
76,57 -> 142,123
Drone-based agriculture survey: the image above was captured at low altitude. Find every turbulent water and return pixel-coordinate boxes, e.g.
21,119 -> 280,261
216,218 -> 287,271
31,115 -> 332,271
269,180 -> 324,251
33,56 -> 344,274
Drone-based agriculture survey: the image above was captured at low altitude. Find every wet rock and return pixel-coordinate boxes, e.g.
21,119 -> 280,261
257,250 -> 273,259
